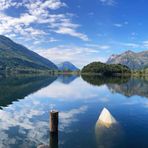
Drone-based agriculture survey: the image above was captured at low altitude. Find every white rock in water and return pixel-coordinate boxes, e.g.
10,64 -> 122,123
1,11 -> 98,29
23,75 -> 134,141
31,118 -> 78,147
97,108 -> 117,127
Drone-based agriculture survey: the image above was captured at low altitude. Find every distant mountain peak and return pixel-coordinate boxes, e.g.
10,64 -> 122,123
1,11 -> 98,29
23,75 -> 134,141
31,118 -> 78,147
107,50 -> 148,70
107,54 -> 118,61
125,50 -> 135,54
60,61 -> 72,65
57,61 -> 79,71
109,50 -> 135,59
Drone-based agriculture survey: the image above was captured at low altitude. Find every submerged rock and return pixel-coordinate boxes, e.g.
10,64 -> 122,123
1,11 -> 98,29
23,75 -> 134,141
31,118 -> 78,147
37,144 -> 49,148
97,108 -> 117,128
95,108 -> 125,148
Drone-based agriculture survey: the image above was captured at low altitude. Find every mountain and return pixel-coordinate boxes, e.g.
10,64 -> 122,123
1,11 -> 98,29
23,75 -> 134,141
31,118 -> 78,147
57,61 -> 79,71
0,35 -> 57,72
107,50 -> 148,70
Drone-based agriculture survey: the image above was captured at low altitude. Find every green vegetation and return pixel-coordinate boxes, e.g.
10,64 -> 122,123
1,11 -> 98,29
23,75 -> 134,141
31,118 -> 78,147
5,68 -> 58,77
81,62 -> 131,76
132,67 -> 148,76
81,74 -> 130,86
1,35 -> 148,77
0,35 -> 57,75
55,70 -> 80,75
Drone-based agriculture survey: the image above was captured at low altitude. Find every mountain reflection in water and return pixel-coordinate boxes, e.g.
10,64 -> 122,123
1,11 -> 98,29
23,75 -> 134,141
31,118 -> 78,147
0,74 -> 80,148
0,74 -> 79,108
0,74 -> 147,148
0,76 -> 57,108
57,74 -> 78,84
82,75 -> 148,99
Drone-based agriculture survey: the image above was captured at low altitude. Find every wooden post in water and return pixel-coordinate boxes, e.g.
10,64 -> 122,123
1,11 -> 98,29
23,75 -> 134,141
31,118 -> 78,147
50,110 -> 59,148
50,110 -> 59,133
37,110 -> 59,148
50,132 -> 58,148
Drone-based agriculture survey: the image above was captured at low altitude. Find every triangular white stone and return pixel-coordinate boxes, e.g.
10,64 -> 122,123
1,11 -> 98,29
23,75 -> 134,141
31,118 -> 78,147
98,108 -> 117,126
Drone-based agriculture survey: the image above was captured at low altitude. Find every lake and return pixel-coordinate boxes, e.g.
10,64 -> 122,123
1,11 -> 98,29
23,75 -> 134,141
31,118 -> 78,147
0,75 -> 148,148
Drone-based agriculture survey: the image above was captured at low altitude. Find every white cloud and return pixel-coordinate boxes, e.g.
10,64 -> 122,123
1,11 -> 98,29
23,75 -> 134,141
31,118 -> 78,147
25,0 -> 66,11
109,40 -> 148,51
110,41 -> 140,49
120,42 -> 139,48
116,40 -> 148,49
0,94 -> 88,147
0,10 -> 43,37
30,76 -> 107,100
49,37 -> 59,42
0,0 -> 19,10
0,100 -> 49,147
85,44 -> 111,49
32,37 -> 58,45
88,12 -> 95,16
142,40 -> 148,48
100,0 -> 116,6
55,27 -> 89,41
60,106 -> 88,130
37,45 -> 107,68
113,21 -> 129,28
0,0 -> 88,41
113,24 -> 123,27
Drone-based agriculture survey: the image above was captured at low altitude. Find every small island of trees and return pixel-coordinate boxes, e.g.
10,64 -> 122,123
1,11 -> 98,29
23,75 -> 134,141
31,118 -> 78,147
81,62 -> 131,76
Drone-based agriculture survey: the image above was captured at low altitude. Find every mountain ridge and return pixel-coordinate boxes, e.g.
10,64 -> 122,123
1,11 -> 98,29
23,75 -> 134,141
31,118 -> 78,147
107,50 -> 148,70
0,35 -> 58,72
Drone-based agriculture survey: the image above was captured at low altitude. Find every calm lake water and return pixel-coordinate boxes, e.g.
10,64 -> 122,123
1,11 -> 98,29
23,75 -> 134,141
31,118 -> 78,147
0,75 -> 148,148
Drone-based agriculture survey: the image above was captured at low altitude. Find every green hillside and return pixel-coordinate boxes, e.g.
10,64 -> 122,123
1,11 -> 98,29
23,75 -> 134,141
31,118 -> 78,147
0,35 -> 57,74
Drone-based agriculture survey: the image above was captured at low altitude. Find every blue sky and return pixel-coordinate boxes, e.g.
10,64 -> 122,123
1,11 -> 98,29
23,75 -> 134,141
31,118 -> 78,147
0,0 -> 148,68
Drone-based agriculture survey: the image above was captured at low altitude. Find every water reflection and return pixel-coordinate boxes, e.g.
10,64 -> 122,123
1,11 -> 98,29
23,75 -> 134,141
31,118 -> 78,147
0,75 -> 148,147
81,75 -> 130,86
0,75 -> 57,108
82,75 -> 148,98
0,74 -> 80,108
57,74 -> 79,84
95,108 -> 125,148
107,77 -> 148,98
37,131 -> 58,148
95,122 -> 125,148
50,132 -> 58,148
0,75 -> 88,147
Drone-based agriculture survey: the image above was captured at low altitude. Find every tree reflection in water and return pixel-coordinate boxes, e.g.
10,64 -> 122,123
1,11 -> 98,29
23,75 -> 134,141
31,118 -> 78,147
82,75 -> 148,99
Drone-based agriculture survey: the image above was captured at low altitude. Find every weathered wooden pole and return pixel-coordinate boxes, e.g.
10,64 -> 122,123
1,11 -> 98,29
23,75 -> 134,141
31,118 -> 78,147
50,132 -> 58,148
50,110 -> 59,133
50,110 -> 59,148
37,110 -> 59,148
